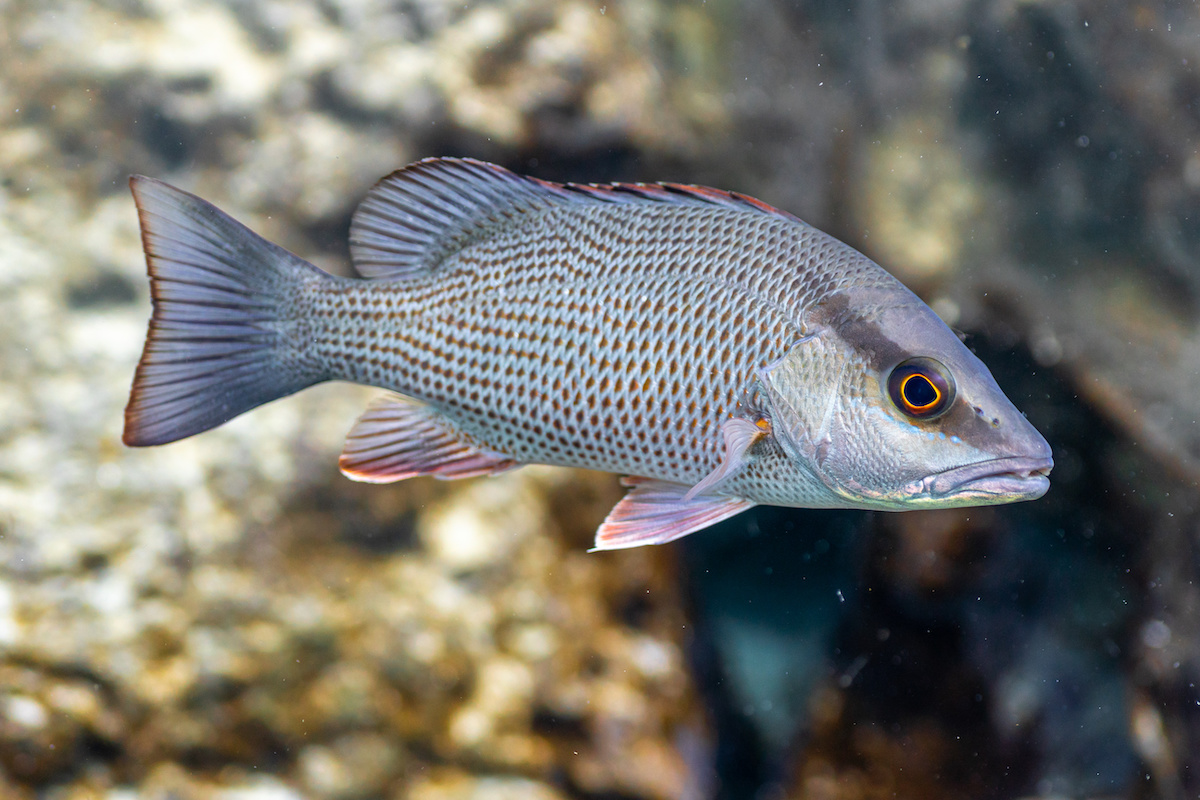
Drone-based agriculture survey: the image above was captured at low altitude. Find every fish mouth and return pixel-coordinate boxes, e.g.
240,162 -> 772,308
923,455 -> 1054,502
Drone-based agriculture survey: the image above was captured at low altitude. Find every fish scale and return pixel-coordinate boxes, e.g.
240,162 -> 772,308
309,206 -> 803,483
123,157 -> 1053,550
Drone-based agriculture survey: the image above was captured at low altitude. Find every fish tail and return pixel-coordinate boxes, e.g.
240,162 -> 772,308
123,176 -> 329,447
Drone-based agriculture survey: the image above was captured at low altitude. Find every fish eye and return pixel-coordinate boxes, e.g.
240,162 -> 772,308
887,358 -> 955,420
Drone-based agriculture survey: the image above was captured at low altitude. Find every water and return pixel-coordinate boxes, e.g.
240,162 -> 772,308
0,0 -> 1196,798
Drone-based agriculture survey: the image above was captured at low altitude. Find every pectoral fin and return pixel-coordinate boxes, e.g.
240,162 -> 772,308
592,477 -> 756,551
340,393 -> 522,482
683,417 -> 770,502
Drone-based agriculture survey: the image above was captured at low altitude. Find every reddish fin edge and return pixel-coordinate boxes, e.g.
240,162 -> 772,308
339,393 -> 522,483
591,477 -> 755,551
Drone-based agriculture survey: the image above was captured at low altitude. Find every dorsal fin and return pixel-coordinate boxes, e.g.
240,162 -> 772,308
348,157 -> 803,281
349,158 -> 580,280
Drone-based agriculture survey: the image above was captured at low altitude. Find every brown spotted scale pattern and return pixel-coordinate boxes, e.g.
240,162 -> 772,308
301,193 -> 896,489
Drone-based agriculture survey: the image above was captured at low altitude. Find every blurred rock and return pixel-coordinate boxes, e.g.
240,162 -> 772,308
707,3 -> 1200,792
872,508 -> 996,597
404,769 -> 567,800
853,114 -> 987,291
5,0 -> 1200,797
0,0 -> 722,797
786,704 -> 988,800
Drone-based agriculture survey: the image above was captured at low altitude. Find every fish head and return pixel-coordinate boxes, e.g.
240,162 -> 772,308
760,287 -> 1052,510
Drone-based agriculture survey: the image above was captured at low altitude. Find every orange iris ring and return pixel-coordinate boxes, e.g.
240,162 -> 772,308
899,372 -> 941,413
885,358 -> 956,420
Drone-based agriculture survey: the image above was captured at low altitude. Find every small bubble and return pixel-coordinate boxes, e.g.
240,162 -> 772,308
1031,330 -> 1063,366
1141,619 -> 1171,650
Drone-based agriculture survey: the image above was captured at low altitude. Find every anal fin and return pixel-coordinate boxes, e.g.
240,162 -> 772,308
592,477 -> 756,551
340,393 -> 521,483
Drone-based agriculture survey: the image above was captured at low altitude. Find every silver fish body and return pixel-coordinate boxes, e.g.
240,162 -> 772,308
125,158 -> 1052,549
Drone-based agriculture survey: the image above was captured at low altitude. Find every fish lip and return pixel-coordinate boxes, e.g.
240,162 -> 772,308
925,455 -> 1054,500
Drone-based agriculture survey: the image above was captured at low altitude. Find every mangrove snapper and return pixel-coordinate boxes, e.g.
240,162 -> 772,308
124,158 -> 1052,549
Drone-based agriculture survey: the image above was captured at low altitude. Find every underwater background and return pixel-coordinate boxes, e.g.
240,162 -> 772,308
1,0 -> 1198,797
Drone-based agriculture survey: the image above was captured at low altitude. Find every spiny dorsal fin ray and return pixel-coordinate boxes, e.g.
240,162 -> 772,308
339,392 -> 523,482
349,157 -> 803,281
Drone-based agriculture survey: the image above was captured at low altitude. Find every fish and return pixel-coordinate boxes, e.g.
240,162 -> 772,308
123,157 -> 1053,550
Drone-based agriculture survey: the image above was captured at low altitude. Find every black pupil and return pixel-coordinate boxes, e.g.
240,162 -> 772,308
904,374 -> 938,407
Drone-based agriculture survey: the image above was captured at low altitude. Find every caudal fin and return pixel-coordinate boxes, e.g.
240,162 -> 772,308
124,176 -> 327,446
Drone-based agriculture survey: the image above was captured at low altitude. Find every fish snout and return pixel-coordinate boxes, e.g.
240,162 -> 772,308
925,452 -> 1053,502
